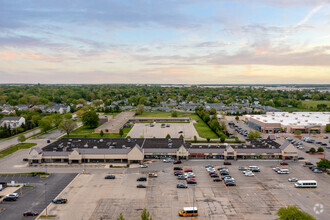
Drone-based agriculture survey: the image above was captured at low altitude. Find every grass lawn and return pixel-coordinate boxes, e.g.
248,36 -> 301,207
278,100 -> 329,112
277,107 -> 310,112
302,100 -> 330,109
0,143 -> 37,159
103,112 -> 119,116
189,114 -> 219,139
64,126 -> 132,138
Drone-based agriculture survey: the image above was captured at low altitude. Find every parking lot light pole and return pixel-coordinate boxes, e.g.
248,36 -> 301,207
45,183 -> 48,217
192,185 -> 195,220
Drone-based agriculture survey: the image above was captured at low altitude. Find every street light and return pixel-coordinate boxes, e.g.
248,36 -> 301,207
192,184 -> 196,219
45,183 -> 48,217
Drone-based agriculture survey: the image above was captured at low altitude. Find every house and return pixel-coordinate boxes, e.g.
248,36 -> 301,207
46,104 -> 70,114
16,105 -> 29,111
0,116 -> 25,129
31,105 -> 46,112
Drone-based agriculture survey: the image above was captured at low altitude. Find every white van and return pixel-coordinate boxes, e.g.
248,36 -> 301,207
0,184 -> 3,191
277,169 -> 290,174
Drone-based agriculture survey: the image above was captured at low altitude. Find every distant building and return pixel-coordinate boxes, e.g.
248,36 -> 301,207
46,104 -> 70,114
0,116 -> 25,129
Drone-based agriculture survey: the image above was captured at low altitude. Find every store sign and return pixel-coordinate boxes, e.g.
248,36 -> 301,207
245,153 -> 252,155
266,153 -> 273,155
152,153 -> 168,155
190,153 -> 204,155
227,152 -> 234,155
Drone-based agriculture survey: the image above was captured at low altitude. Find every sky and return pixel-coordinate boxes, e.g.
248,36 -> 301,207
0,0 -> 330,84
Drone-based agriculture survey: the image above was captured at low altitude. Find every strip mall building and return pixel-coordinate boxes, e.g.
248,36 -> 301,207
28,138 -> 298,164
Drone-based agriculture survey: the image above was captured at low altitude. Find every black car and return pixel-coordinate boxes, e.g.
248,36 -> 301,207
217,167 -> 227,171
225,181 -> 236,186
174,167 -> 183,170
174,172 -> 183,176
22,158 -> 28,161
297,157 -> 304,160
137,184 -> 146,188
137,177 -> 147,181
305,162 -> 313,166
3,197 -> 16,201
173,160 -> 182,164
305,150 -> 310,153
210,174 -> 219,178
105,175 -> 115,179
321,143 -> 327,146
187,180 -> 197,184
177,183 -> 188,188
220,171 -> 230,176
316,141 -> 322,144
52,198 -> 67,204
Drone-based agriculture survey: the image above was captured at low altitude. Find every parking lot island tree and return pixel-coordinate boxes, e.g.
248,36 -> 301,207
171,111 -> 178,117
316,158 -> 330,170
276,205 -> 315,220
18,134 -> 26,144
309,147 -> 316,153
294,130 -> 302,136
82,110 -> 99,128
326,124 -> 330,132
317,147 -> 324,152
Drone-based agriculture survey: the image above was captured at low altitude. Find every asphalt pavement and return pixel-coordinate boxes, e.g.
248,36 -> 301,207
0,129 -> 41,151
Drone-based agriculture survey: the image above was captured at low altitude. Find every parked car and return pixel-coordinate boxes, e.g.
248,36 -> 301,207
178,175 -> 187,180
6,193 -> 19,199
173,160 -> 182,164
22,158 -> 28,162
177,183 -> 188,188
225,181 -> 236,186
297,157 -> 305,160
313,169 -> 323,173
220,171 -> 230,176
217,167 -> 227,171
137,177 -> 147,181
213,178 -> 222,182
224,162 -> 232,165
238,167 -> 247,171
23,211 -> 39,216
174,171 -> 183,176
273,167 -> 281,172
187,179 -> 197,184
277,169 -> 290,174
148,173 -> 158,178
304,162 -> 313,166
137,184 -> 146,188
280,162 -> 288,165
222,175 -> 232,180
205,164 -> 213,168
174,167 -> 183,170
105,175 -> 115,179
140,164 -> 148,168
288,178 -> 298,182
210,173 -> 219,178
52,198 -> 67,204
184,169 -> 193,172
245,172 -> 254,177
3,197 -> 17,201
163,159 -> 171,163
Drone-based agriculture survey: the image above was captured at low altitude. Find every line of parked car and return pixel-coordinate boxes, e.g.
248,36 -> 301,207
205,164 -> 236,186
301,136 -> 329,149
175,167 -> 197,187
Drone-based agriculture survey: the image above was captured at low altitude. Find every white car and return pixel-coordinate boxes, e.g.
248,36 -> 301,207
185,172 -> 195,178
6,193 -> 19,198
140,164 -> 148,168
163,159 -> 171,163
245,172 -> 254,177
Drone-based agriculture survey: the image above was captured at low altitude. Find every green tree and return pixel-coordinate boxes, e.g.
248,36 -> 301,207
326,124 -> 330,132
39,117 -> 53,133
276,205 -> 315,220
220,135 -> 225,143
254,130 -> 261,138
119,128 -> 124,137
235,116 -> 239,121
179,134 -> 184,139
59,119 -> 77,136
309,147 -> 316,153
235,137 -> 239,142
100,130 -> 104,137
64,113 -> 72,119
317,147 -> 324,152
316,158 -> 330,170
82,110 -> 99,128
294,130 -> 302,136
171,111 -> 178,117
136,104 -> 145,115
117,213 -> 125,220
18,134 -> 26,144
141,208 -> 152,220
248,130 -> 255,139
166,134 -> 171,139
207,137 -> 210,142
194,135 -> 197,143
52,113 -> 63,128
312,131 -> 317,135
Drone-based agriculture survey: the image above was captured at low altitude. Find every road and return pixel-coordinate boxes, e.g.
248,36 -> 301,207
0,128 -> 41,151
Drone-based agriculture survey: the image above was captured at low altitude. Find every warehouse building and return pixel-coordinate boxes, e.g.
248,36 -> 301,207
244,112 -> 329,134
28,137 -> 298,164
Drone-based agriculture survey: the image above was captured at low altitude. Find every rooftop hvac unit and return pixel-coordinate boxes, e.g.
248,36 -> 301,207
69,139 -> 72,141
93,146 -> 98,149
208,145 -> 211,148
297,121 -> 300,123
263,120 -> 267,122
305,120 -> 308,122
100,139 -> 103,142
280,120 -> 283,122
84,144 -> 88,148
217,145 -> 220,148
78,139 -> 81,142
295,117 -> 298,120
252,145 -> 255,148
199,146 -> 202,148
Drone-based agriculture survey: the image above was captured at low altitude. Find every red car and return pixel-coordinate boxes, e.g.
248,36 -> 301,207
186,178 -> 196,181
173,160 -> 182,164
224,162 -> 232,165
280,162 -> 288,165
23,211 -> 39,216
209,172 -> 216,175
213,178 -> 222,182
184,169 -> 193,172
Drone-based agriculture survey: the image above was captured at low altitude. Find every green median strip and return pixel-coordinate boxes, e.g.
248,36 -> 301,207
0,143 -> 37,159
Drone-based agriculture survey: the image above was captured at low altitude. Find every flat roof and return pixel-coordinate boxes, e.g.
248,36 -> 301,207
246,112 -> 329,126
96,112 -> 135,131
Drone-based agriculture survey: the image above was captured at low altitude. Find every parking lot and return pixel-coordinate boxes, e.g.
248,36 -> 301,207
127,123 -> 199,139
0,173 -> 77,220
43,161 -> 329,220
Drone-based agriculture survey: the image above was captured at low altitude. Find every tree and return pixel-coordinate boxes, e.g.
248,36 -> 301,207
100,130 -> 104,137
119,128 -> 124,137
141,208 -> 152,220
136,104 -> 145,115
82,110 -> 99,128
248,130 -> 255,139
235,137 -> 239,142
254,130 -> 261,138
312,131 -> 317,135
309,147 -> 316,153
18,134 -> 26,144
39,117 -> 53,133
276,205 -> 315,220
194,135 -> 197,143
64,113 -> 72,119
235,116 -> 239,121
317,147 -> 324,152
117,213 -> 125,220
294,130 -> 302,136
166,134 -> 171,139
171,111 -> 178,117
316,158 -> 330,170
59,119 -> 77,136
52,113 -> 63,128
207,137 -> 210,142
220,135 -> 225,143
326,124 -> 330,133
